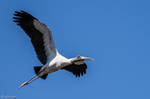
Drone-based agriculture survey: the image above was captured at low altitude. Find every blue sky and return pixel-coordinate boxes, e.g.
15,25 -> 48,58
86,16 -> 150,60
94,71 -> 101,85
0,0 -> 150,99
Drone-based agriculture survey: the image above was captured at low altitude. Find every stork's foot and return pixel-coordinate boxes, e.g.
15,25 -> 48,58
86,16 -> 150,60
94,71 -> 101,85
18,81 -> 29,88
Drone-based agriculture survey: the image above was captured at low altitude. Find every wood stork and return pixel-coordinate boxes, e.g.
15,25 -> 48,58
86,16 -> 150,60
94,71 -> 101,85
13,10 -> 93,88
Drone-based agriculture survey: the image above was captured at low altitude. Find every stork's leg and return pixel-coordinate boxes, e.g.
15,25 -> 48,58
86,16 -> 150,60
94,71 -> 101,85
18,75 -> 39,88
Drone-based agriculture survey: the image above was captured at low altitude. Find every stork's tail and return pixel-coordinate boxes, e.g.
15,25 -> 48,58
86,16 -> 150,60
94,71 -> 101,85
34,66 -> 48,80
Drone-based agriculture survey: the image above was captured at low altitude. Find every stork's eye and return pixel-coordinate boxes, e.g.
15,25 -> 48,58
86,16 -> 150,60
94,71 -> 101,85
77,56 -> 81,58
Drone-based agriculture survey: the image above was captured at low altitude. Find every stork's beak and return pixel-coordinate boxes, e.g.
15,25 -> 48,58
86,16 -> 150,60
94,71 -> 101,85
18,81 -> 29,88
83,56 -> 94,61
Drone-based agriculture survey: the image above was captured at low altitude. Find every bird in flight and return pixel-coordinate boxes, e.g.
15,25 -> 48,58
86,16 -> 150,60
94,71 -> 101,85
13,10 -> 93,88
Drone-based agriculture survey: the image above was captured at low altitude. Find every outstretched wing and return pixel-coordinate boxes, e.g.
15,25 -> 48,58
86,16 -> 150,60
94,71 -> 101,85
62,62 -> 87,77
13,10 -> 56,65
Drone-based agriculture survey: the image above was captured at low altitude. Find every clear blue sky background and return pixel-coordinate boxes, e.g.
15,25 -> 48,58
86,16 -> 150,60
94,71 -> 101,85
0,0 -> 150,99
